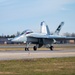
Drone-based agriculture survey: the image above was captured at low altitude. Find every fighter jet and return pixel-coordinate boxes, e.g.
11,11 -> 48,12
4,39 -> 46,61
12,21 -> 75,51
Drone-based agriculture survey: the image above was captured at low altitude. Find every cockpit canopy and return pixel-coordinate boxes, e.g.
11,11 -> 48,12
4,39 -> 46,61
21,29 -> 33,35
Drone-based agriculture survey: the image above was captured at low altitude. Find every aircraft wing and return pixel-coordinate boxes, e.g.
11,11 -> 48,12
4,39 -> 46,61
27,33 -> 75,41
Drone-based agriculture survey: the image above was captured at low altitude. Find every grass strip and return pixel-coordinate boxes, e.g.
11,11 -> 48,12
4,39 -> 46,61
0,57 -> 75,75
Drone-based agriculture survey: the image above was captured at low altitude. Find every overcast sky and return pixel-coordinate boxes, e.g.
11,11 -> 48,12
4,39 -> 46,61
0,0 -> 75,35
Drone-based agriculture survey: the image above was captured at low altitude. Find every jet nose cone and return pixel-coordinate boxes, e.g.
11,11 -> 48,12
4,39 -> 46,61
12,38 -> 18,42
11,35 -> 27,43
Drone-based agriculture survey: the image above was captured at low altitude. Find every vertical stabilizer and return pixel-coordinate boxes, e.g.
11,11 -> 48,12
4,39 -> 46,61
40,21 -> 50,35
54,22 -> 64,35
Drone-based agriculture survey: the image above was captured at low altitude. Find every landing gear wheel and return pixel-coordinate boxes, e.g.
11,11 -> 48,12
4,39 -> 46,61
33,46 -> 37,51
50,46 -> 53,51
25,47 -> 29,51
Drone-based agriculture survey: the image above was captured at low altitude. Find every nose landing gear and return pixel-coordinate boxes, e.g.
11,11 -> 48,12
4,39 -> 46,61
25,47 -> 29,51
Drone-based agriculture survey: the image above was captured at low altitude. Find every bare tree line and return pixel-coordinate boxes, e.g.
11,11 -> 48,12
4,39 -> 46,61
63,32 -> 75,37
0,32 -> 75,38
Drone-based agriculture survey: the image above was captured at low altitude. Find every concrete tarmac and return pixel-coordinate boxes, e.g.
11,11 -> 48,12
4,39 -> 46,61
0,49 -> 75,60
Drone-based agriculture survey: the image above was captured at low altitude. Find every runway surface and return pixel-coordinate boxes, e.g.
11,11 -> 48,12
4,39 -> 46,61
0,49 -> 75,60
0,44 -> 75,48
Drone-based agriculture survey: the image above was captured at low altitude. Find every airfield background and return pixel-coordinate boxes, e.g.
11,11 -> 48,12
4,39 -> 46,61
0,37 -> 75,44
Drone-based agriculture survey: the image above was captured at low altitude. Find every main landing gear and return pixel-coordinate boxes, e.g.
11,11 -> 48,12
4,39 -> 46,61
33,46 -> 37,51
50,46 -> 53,51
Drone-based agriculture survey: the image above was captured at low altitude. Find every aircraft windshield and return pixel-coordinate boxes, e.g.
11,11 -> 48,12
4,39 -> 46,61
21,29 -> 33,35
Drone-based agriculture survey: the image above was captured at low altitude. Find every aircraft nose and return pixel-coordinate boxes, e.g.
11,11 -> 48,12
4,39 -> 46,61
12,37 -> 19,42
11,35 -> 27,43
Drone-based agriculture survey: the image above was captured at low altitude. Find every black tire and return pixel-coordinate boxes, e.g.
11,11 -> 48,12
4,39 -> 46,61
50,46 -> 53,51
33,46 -> 37,51
25,47 -> 29,51
25,48 -> 27,51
